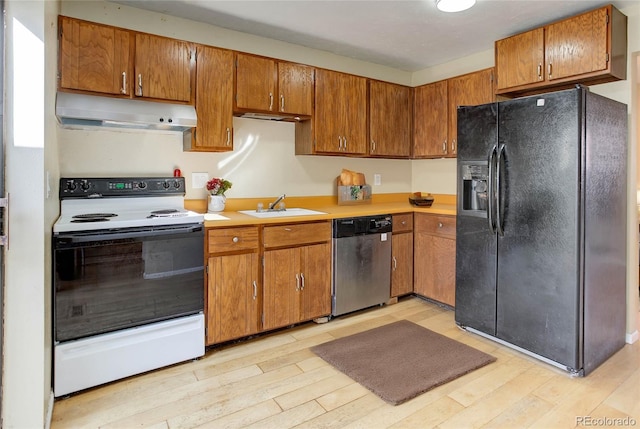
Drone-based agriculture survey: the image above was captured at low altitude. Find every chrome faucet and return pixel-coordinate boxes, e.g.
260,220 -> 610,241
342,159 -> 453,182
268,194 -> 286,211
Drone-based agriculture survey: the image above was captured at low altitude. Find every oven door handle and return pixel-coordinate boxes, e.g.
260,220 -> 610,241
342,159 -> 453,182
54,224 -> 203,244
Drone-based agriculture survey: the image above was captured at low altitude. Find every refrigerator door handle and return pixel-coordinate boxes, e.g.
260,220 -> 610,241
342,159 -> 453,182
487,145 -> 497,234
495,143 -> 506,236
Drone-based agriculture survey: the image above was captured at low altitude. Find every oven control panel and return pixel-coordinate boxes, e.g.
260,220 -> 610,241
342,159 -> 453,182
60,177 -> 185,198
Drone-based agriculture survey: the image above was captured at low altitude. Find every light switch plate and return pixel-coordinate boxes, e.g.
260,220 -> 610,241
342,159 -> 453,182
374,174 -> 381,186
192,172 -> 209,189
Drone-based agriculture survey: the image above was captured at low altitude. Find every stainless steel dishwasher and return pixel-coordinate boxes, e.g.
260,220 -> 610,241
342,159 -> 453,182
332,215 -> 392,317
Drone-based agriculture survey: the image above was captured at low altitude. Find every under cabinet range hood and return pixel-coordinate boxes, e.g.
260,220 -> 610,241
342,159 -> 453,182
55,92 -> 197,133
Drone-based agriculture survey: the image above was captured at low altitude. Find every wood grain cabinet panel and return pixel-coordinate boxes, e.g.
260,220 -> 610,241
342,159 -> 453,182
414,213 -> 456,307
206,226 -> 261,345
58,16 -> 131,96
495,5 -> 627,96
369,81 -> 412,158
187,45 -> 234,152
391,217 -> 413,298
314,69 -> 367,155
134,33 -> 193,102
235,53 -> 314,117
207,252 -> 260,345
263,222 -> 331,330
414,68 -> 494,159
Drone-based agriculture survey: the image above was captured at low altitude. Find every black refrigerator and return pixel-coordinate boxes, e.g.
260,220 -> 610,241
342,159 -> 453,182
455,86 -> 627,375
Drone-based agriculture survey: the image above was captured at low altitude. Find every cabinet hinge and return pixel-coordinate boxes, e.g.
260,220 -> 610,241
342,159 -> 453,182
606,13 -> 609,25
606,52 -> 610,63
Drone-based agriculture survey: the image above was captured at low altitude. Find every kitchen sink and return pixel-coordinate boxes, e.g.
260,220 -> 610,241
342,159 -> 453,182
238,208 -> 327,218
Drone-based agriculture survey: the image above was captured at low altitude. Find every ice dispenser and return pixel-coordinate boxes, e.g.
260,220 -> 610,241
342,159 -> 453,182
459,162 -> 488,217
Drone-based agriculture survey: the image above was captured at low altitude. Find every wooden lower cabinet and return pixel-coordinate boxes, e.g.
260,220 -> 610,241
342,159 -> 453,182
205,226 -> 260,345
262,222 -> 332,331
391,213 -> 413,297
413,213 -> 456,306
207,253 -> 260,345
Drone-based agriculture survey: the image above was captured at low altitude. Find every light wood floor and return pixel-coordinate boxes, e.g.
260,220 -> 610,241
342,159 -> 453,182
51,297 -> 640,429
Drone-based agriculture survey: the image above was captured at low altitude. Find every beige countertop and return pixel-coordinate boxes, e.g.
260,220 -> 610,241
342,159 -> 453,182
186,193 -> 456,228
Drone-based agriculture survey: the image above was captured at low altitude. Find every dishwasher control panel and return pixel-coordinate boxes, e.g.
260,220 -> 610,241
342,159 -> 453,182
333,215 -> 392,238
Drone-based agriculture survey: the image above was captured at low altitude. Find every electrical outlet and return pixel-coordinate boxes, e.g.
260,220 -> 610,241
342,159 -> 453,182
192,172 -> 209,189
374,174 -> 381,186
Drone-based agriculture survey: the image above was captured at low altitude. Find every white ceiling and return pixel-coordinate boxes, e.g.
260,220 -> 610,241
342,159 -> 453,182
112,0 -> 637,72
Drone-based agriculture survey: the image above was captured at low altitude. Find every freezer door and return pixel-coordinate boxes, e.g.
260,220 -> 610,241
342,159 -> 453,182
496,89 -> 582,370
455,102 -> 498,334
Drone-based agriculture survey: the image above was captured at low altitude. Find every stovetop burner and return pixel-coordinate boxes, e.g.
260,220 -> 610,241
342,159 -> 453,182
70,213 -> 118,223
150,209 -> 179,215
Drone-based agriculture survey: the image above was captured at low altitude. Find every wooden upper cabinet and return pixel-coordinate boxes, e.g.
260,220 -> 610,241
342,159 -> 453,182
58,16 -> 131,96
315,69 -> 367,155
495,5 -> 627,96
235,53 -> 314,116
134,33 -> 193,102
413,80 -> 448,158
278,62 -> 314,116
235,53 -> 277,112
545,6 -> 608,82
187,45 -> 234,152
495,28 -> 545,91
369,81 -> 412,158
447,67 -> 495,155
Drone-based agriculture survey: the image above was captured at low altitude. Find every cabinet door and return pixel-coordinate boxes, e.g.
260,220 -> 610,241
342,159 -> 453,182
278,62 -> 314,116
300,243 -> 331,321
447,68 -> 494,156
413,80 -> 448,158
545,7 -> 608,81
207,253 -> 260,345
314,69 -> 344,153
342,73 -> 368,155
192,45 -> 234,151
495,28 -> 545,90
134,33 -> 192,102
59,16 -> 131,96
369,81 -> 412,157
263,248 -> 300,330
391,232 -> 413,297
236,54 -> 277,112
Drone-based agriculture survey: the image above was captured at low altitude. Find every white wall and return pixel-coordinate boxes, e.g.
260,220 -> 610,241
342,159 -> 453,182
3,0 -> 58,427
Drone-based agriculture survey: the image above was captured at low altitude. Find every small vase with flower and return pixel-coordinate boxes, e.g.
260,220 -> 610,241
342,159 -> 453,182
206,177 -> 232,212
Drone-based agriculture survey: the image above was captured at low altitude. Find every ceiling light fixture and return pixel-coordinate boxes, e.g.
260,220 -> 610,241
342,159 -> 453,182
436,0 -> 476,13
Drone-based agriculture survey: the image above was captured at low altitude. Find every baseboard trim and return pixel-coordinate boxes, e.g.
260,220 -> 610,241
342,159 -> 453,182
45,389 -> 54,429
625,329 -> 639,344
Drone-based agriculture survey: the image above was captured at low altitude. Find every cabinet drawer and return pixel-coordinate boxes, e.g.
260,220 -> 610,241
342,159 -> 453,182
263,221 -> 331,248
208,227 -> 259,254
414,214 -> 456,238
392,213 -> 413,233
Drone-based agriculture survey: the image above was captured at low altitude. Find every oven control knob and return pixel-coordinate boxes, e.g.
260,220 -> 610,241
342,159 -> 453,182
138,182 -> 147,189
66,181 -> 77,191
162,181 -> 170,189
173,181 -> 181,189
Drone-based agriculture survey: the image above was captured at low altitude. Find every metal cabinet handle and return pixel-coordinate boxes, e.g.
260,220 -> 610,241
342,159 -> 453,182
547,63 -> 552,78
451,139 -> 456,153
401,221 -> 406,225
343,137 -> 347,151
252,281 -> 257,300
295,273 -> 300,291
300,273 -> 305,290
537,63 -> 542,79
232,236 -> 239,243
438,222 -> 443,228
137,74 -> 143,96
392,256 -> 397,271
371,140 -> 376,153
338,136 -> 342,151
280,94 -> 285,112
121,72 -> 127,94
443,140 -> 447,154
269,92 -> 273,111
226,128 -> 231,146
